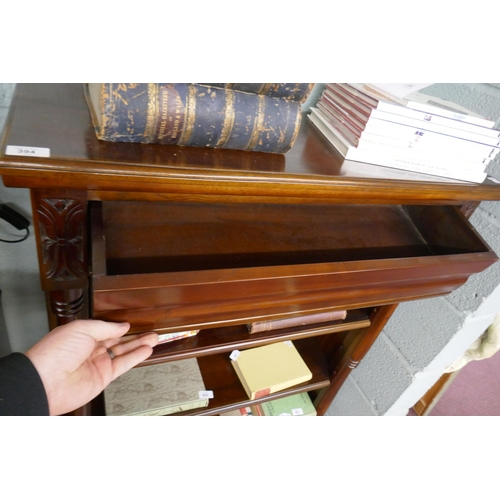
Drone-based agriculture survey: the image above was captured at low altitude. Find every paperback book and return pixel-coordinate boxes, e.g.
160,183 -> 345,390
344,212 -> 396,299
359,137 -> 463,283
230,341 -> 312,400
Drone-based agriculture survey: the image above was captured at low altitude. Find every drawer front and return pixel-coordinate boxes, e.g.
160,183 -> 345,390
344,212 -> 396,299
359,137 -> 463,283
90,201 -> 497,333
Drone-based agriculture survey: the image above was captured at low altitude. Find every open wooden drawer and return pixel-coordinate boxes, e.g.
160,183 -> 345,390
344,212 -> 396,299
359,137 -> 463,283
90,200 -> 497,334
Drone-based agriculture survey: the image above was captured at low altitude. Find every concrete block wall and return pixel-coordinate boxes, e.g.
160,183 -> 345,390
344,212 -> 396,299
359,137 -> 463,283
327,83 -> 500,416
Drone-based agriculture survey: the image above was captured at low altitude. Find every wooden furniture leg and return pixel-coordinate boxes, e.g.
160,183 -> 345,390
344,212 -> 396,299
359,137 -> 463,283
31,190 -> 89,326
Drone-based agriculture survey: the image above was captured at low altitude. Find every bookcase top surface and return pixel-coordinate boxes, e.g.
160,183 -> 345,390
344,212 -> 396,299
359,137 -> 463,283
1,83 -> 500,204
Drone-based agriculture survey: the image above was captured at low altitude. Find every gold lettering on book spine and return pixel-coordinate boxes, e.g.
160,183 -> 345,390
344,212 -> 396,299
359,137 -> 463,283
157,85 -> 169,141
246,94 -> 266,151
144,83 -> 158,142
217,89 -> 235,147
178,85 -> 197,145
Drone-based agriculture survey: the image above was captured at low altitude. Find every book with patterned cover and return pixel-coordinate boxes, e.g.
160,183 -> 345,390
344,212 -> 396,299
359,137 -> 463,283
104,358 -> 208,416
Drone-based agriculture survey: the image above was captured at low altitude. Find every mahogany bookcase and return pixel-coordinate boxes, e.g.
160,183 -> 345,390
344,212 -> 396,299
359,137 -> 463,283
1,84 -> 499,416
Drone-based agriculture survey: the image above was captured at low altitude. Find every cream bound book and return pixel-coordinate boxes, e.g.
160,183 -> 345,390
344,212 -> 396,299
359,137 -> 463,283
104,358 -> 208,416
231,341 -> 313,400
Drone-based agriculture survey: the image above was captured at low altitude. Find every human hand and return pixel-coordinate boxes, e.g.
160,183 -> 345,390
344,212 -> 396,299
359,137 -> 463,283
25,320 -> 158,415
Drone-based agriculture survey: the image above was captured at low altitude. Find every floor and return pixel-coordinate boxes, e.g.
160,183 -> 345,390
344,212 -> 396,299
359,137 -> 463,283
409,349 -> 500,416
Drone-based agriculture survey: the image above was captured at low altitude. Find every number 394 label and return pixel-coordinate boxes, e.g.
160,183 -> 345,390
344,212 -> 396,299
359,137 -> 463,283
6,145 -> 50,158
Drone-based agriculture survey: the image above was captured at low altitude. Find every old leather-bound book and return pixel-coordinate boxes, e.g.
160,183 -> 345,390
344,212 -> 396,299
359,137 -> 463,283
247,310 -> 347,334
84,83 -> 303,153
197,83 -> 315,103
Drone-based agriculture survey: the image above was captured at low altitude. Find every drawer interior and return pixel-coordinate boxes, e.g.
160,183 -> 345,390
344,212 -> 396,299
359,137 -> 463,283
92,200 -> 489,277
90,200 -> 496,332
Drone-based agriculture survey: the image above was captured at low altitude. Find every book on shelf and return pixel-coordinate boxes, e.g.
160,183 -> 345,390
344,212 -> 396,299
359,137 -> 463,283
247,310 -> 347,334
251,392 -> 317,416
157,330 -> 199,344
219,406 -> 254,416
348,83 -> 496,129
197,83 -> 315,103
84,83 -> 307,154
308,108 -> 487,184
230,341 -> 313,400
104,358 -> 208,416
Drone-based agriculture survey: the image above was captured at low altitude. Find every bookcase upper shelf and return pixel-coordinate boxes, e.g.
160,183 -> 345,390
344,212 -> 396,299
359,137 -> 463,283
2,84 -> 500,206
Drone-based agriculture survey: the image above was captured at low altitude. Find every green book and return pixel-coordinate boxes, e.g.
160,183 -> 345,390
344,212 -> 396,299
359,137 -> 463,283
258,392 -> 316,416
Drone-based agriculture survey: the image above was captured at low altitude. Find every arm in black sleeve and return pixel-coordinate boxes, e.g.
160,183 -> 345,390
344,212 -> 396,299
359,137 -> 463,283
0,352 -> 49,415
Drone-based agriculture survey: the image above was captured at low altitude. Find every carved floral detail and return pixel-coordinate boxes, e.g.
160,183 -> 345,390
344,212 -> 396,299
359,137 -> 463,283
38,199 -> 86,282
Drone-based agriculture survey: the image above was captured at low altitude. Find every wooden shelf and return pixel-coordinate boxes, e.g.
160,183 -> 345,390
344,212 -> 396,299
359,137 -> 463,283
140,309 -> 371,365
90,337 -> 332,416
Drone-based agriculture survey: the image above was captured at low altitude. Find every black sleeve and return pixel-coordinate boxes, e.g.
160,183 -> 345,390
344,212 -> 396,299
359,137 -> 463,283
0,352 -> 50,416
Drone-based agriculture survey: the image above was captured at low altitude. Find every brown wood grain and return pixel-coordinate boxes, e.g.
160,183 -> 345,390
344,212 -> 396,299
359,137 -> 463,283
1,83 -> 499,416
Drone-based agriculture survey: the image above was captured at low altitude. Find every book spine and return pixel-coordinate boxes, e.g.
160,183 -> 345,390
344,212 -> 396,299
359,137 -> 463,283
157,330 -> 199,344
361,119 -> 498,158
354,139 -> 487,172
92,83 -> 302,153
368,109 -> 500,147
135,398 -> 209,416
308,108 -> 349,155
373,102 -> 500,140
197,83 -> 315,103
248,310 -> 347,334
345,147 -> 487,183
406,100 -> 495,128
358,134 -> 494,168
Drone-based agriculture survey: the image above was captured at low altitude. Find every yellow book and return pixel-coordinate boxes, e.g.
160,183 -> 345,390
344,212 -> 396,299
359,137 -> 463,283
230,341 -> 313,400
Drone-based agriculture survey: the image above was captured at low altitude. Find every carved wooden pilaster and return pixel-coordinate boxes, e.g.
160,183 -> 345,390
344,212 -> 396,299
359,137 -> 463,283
31,190 -> 88,325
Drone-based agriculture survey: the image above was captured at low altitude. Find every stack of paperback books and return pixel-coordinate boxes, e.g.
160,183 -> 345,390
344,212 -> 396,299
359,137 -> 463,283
308,83 -> 500,183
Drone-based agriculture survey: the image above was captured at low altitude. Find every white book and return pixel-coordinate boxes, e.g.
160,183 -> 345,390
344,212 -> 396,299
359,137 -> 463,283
329,84 -> 500,140
308,110 -> 487,184
316,104 -> 494,168
363,108 -> 500,147
348,83 -> 496,129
